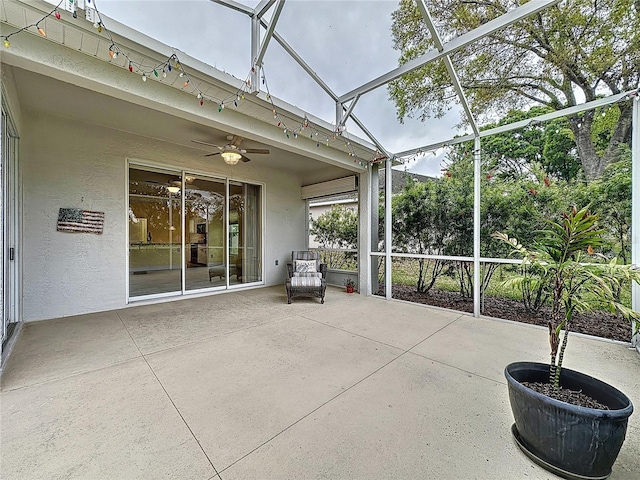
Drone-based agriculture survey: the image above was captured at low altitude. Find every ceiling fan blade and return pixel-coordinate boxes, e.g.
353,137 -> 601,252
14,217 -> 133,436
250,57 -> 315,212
240,156 -> 251,162
205,152 -> 221,157
243,148 -> 270,154
192,140 -> 223,149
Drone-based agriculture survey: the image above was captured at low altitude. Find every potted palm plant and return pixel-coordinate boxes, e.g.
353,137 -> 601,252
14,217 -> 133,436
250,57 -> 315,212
493,206 -> 640,480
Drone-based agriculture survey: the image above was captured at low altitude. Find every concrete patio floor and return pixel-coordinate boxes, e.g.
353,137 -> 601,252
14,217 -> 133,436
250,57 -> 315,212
1,286 -> 639,479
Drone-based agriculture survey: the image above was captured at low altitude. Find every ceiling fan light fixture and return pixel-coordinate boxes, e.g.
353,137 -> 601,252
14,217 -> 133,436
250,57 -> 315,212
221,150 -> 242,165
167,185 -> 180,194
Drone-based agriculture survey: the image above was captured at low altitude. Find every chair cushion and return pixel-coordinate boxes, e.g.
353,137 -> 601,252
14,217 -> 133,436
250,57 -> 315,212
290,276 -> 322,288
294,259 -> 317,273
292,272 -> 323,278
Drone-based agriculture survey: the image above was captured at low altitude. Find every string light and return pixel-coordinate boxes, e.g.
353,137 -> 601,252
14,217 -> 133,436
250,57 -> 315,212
3,0 -> 375,168
1,0 -> 62,48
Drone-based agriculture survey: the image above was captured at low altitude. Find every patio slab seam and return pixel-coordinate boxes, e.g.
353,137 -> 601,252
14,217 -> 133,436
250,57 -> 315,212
406,350 -> 508,387
299,312 -> 465,354
217,314 -> 466,474
0,355 -> 144,393
125,315 -> 293,358
116,311 -> 223,479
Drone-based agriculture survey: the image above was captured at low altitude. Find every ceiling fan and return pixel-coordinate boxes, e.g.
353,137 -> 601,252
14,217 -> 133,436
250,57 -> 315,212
191,135 -> 270,165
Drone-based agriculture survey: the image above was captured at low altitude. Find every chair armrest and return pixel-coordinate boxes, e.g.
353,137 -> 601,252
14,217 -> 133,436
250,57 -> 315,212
320,264 -> 328,278
287,262 -> 294,278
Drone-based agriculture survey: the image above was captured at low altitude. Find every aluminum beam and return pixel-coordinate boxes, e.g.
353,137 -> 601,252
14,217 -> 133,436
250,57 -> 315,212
338,0 -> 559,103
255,0 -> 285,68
416,0 -> 478,136
473,136 -> 481,317
254,0 -> 277,18
349,114 -> 391,158
250,15 -> 261,93
261,20 -> 337,100
257,19 -> 389,155
337,96 -> 360,127
209,0 -> 254,16
632,94 -> 640,348
394,90 -> 638,158
385,158 -> 392,300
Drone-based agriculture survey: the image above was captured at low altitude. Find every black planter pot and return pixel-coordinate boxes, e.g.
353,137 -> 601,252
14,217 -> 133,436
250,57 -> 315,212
505,362 -> 633,480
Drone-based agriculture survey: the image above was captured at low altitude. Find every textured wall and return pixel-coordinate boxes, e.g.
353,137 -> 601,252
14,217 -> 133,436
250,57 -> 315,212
21,112 -> 305,321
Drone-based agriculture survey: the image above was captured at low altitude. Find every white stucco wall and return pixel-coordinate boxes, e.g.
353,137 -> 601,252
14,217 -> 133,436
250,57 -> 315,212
20,111 -> 306,321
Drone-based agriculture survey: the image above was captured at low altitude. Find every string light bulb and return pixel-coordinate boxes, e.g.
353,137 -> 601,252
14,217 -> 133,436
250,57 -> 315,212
37,25 -> 46,37
3,39 -> 9,48
183,79 -> 189,88
128,62 -> 133,72
162,69 -> 167,78
55,11 -> 61,20
142,73 -> 147,82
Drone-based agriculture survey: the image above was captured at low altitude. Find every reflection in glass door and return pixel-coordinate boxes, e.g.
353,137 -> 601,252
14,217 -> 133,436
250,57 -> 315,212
229,182 -> 262,286
128,167 -> 183,297
128,166 -> 262,299
185,176 -> 226,290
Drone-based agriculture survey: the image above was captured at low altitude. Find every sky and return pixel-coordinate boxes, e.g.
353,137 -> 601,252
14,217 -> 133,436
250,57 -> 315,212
54,0 -> 473,176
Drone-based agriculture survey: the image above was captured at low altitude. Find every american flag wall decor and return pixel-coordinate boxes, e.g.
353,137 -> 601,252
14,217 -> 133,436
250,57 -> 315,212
57,208 -> 105,234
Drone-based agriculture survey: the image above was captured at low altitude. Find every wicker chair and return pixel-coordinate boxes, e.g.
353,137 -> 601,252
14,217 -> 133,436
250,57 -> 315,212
285,251 -> 327,304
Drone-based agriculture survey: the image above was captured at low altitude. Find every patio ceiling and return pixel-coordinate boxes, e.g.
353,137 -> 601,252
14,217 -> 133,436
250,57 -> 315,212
10,65 -> 355,182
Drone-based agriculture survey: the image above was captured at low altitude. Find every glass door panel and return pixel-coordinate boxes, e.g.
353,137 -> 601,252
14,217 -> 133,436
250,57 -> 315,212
185,176 -> 226,290
229,182 -> 262,286
128,167 -> 183,297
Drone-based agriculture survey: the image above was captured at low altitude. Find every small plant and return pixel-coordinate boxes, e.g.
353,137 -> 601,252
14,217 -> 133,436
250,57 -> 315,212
344,277 -> 356,288
493,206 -> 640,395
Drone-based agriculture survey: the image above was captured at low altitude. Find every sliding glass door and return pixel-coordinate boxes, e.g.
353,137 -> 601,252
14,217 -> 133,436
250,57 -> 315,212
185,176 -> 226,290
128,167 -> 183,297
128,165 -> 262,299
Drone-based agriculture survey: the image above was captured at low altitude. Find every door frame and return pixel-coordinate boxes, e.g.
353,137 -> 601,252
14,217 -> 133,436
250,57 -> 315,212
1,94 -> 21,355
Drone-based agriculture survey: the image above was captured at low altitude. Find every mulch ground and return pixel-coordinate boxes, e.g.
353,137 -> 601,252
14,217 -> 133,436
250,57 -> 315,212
385,284 -> 632,342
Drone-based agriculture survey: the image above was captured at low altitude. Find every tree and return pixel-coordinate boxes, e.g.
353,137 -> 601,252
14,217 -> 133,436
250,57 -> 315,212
392,177 -> 449,293
309,204 -> 358,269
389,0 -> 638,181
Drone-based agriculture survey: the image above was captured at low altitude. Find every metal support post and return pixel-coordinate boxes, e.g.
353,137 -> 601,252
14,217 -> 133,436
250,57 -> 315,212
250,16 -> 260,93
473,136 -> 481,317
385,158 -> 392,300
632,95 -> 639,348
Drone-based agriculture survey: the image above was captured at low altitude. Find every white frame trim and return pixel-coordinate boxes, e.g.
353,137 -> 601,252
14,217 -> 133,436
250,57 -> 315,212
1,94 -> 21,345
